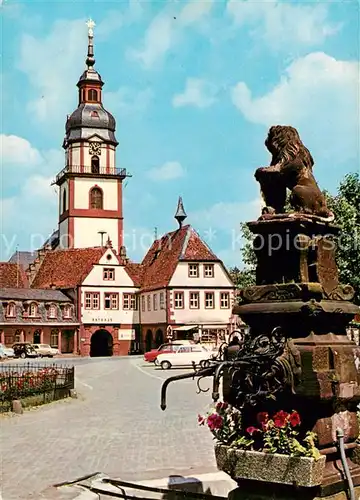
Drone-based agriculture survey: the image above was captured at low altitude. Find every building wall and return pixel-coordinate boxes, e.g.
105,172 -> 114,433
74,177 -> 118,210
169,262 -> 233,287
169,289 -> 234,324
79,324 -> 134,356
73,217 -> 120,249
139,288 -> 167,325
69,144 -> 80,165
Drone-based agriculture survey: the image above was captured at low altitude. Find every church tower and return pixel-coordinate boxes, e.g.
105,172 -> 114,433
56,19 -> 128,253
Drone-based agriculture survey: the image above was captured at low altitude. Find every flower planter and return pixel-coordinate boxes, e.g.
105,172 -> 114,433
215,444 -> 326,487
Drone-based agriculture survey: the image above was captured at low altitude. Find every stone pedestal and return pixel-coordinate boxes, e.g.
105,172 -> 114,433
231,216 -> 360,494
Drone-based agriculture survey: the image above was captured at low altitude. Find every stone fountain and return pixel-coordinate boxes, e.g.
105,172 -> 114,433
161,125 -> 360,500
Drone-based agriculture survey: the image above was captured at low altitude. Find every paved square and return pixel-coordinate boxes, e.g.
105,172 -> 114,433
0,357 -> 217,499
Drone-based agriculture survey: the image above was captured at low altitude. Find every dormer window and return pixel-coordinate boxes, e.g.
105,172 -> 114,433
48,304 -> 57,319
63,305 -> 72,318
6,302 -> 16,317
88,89 -> 98,102
29,302 -> 38,317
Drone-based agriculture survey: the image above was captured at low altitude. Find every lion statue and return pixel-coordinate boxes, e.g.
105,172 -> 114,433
255,126 -> 333,220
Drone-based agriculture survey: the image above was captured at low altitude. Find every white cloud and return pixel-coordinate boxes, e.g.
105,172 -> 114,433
178,1 -> 214,26
227,0 -> 339,49
231,52 -> 360,162
1,135 -> 63,259
104,87 -> 153,114
190,199 -> 262,233
18,19 -> 86,124
1,134 -> 42,165
128,0 -> 214,68
147,161 -> 185,181
172,78 -> 217,108
1,174 -> 58,260
127,13 -> 174,68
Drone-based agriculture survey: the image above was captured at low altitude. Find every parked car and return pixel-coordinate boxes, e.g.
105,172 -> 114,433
32,344 -> 59,357
12,343 -> 38,359
144,341 -> 192,363
0,343 -> 15,359
156,344 -> 213,370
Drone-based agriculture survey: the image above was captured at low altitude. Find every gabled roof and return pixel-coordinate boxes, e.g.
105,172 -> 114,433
0,288 -> 71,302
139,225 -> 220,292
0,263 -> 29,288
124,262 -> 144,288
31,247 -> 105,289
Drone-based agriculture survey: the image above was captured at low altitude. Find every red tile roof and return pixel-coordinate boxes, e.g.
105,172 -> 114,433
0,263 -> 29,288
31,247 -> 105,289
139,225 -> 220,292
124,262 -> 144,287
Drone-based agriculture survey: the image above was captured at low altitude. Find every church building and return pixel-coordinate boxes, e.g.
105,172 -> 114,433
0,20 -> 236,357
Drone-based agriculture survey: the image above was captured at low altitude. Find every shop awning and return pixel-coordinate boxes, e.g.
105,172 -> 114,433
173,325 -> 198,331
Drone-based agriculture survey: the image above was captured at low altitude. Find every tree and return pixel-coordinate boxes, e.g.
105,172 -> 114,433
325,172 -> 360,305
229,223 -> 256,290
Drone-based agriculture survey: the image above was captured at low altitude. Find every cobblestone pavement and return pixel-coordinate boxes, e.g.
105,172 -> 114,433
0,357 -> 217,500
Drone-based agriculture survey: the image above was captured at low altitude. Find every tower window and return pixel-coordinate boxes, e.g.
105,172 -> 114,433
62,189 -> 67,212
88,89 -> 98,102
90,187 -> 103,209
91,111 -> 99,118
91,156 -> 100,174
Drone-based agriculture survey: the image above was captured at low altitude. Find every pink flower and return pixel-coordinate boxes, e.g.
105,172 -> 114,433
246,426 -> 261,436
198,414 -> 206,426
207,413 -> 224,431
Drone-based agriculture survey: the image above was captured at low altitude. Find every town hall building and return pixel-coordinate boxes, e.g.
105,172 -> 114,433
0,20 -> 236,357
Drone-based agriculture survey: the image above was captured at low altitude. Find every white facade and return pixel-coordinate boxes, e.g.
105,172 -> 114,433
73,218 -> 120,249
169,289 -> 234,325
169,262 -> 233,288
74,177 -> 118,210
80,249 -> 139,325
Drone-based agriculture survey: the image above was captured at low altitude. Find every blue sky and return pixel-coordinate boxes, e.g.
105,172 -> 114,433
1,0 -> 359,266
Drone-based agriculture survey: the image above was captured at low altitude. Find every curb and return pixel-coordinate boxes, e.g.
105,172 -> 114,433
40,471 -> 237,500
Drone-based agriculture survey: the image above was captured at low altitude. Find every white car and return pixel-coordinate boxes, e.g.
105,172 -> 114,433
32,344 -> 59,357
0,344 -> 15,359
156,344 -> 213,370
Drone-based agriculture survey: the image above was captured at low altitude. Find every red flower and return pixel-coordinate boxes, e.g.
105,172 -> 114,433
273,410 -> 289,428
257,412 -> 269,425
198,414 -> 206,426
207,413 -> 224,431
246,426 -> 261,436
289,411 -> 301,427
216,402 -> 228,411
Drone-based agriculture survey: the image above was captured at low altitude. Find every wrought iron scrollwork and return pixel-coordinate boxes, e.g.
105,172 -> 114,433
160,327 -> 299,412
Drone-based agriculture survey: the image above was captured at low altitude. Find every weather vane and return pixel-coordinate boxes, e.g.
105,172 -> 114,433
86,18 -> 96,37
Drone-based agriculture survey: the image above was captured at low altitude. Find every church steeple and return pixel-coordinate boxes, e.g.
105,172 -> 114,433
76,18 -> 104,106
56,18 -> 128,255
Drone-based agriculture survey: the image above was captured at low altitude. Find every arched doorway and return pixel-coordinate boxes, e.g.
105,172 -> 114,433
145,330 -> 152,352
90,329 -> 113,357
155,329 -> 164,348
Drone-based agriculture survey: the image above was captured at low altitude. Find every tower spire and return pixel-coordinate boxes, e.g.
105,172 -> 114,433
175,196 -> 187,228
86,18 -> 96,68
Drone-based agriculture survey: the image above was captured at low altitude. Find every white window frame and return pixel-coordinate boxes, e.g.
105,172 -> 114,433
188,264 -> 199,278
189,292 -> 199,309
205,292 -> 214,309
174,292 -> 184,309
220,292 -> 230,309
204,264 -> 214,278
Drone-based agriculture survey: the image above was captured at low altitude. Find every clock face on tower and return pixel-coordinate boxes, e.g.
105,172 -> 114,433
89,142 -> 102,156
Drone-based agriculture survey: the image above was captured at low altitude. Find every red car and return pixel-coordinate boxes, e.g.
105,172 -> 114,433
144,343 -> 186,362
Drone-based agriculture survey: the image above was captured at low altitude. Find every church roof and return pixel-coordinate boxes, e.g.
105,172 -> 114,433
8,251 -> 37,268
0,263 -> 29,288
65,103 -> 117,145
139,225 -> 219,292
31,248 -> 105,289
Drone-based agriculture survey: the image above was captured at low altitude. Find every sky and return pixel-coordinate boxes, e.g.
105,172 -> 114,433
1,0 -> 359,267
